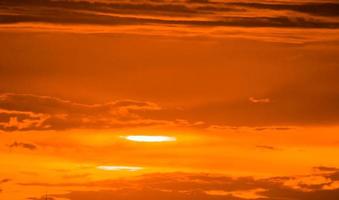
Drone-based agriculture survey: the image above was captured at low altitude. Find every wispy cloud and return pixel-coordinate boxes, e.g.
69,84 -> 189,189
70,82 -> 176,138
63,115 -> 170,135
1,0 -> 339,42
25,168 -> 339,200
0,93 -> 170,131
0,93 -> 204,131
2,88 -> 339,131
256,145 -> 278,150
8,141 -> 37,150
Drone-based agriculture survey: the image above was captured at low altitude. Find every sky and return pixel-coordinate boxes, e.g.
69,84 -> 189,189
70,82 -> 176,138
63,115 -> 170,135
1,0 -> 339,199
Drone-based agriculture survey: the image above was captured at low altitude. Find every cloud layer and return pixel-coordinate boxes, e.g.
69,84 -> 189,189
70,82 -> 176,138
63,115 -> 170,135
2,88 -> 339,131
1,0 -> 339,42
0,93 -> 170,131
25,167 -> 339,200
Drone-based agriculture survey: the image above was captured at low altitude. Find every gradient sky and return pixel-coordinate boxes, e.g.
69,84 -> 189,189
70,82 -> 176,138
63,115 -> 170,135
1,0 -> 339,199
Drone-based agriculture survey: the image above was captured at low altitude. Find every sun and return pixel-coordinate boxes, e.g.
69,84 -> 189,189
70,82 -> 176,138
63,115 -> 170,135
121,135 -> 176,142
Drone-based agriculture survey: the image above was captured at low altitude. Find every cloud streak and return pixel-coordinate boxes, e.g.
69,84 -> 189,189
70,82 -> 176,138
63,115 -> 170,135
1,0 -> 339,42
2,87 -> 339,131
9,141 -> 37,150
0,93 -> 172,131
25,168 -> 339,200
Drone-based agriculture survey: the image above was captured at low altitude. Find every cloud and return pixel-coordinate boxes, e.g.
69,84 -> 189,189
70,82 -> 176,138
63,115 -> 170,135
229,2 -> 339,17
205,188 -> 267,199
255,145 -> 278,150
0,11 -> 337,29
27,197 -> 55,200
25,168 -> 339,200
9,141 -> 37,150
0,93 -> 175,131
0,179 -> 10,195
0,179 -> 10,184
3,87 -> 339,130
0,0 -> 339,43
314,166 -> 339,172
0,93 -> 159,114
188,0 -> 210,3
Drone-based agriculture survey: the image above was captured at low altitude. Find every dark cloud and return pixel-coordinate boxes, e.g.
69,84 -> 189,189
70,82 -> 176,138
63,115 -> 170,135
254,127 -> 292,131
229,2 -> 339,17
53,189 -> 246,200
262,188 -> 339,200
188,0 -> 210,4
0,179 -> 10,184
0,93 -> 158,114
0,179 -> 10,194
0,93 -> 173,131
9,141 -> 37,150
0,0 -> 201,15
0,109 -> 46,131
25,169 -> 339,200
0,13 -> 338,29
0,0 -> 338,29
256,145 -> 278,150
314,166 -> 339,172
27,197 -> 55,200
56,188 -> 339,200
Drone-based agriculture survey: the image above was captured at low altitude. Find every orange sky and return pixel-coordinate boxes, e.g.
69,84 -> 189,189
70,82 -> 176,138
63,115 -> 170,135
1,0 -> 339,199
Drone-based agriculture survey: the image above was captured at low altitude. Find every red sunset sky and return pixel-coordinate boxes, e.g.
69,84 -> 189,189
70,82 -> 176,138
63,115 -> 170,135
1,0 -> 339,199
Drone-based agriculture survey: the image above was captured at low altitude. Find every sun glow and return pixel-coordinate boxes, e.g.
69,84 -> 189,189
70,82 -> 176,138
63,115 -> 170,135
122,135 -> 176,142
97,165 -> 143,171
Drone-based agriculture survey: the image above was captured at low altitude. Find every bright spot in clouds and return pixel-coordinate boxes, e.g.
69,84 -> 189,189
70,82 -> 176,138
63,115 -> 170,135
97,165 -> 143,171
122,135 -> 176,142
